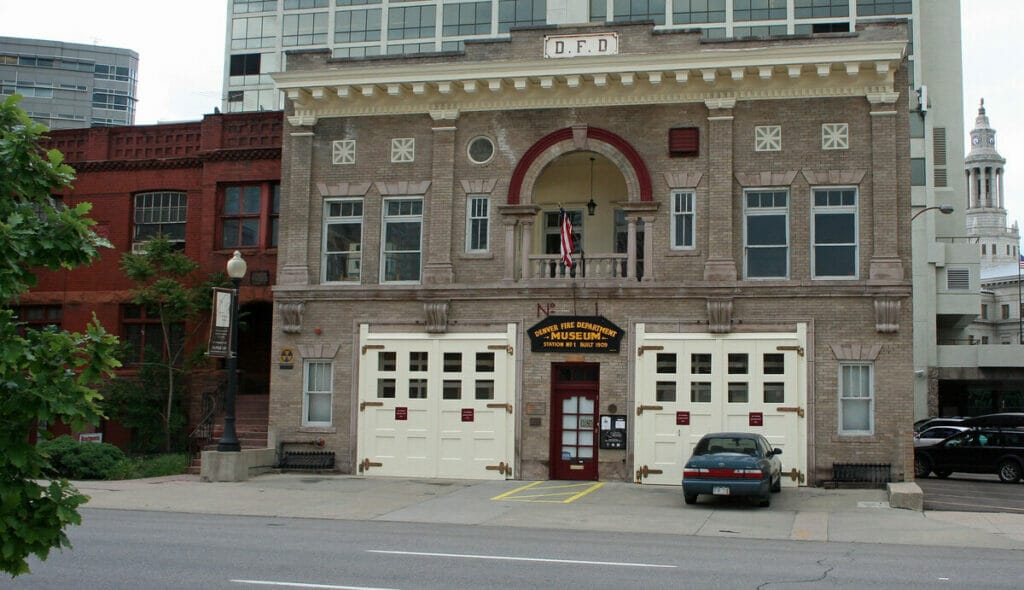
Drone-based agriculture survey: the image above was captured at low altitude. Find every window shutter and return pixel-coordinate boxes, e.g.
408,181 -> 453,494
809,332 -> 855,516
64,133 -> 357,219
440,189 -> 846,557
669,127 -> 699,157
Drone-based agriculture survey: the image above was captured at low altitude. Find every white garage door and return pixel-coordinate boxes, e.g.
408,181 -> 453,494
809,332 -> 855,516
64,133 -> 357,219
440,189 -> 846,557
356,324 -> 516,479
633,324 -> 807,486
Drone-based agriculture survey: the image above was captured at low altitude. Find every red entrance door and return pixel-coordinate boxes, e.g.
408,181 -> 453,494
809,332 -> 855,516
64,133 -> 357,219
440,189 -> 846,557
550,364 -> 599,481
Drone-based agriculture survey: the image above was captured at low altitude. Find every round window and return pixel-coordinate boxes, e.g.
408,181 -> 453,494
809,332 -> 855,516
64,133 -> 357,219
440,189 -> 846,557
467,136 -> 494,164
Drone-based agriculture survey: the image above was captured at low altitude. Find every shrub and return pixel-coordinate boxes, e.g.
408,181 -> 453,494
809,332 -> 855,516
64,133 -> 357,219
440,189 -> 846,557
39,436 -> 127,480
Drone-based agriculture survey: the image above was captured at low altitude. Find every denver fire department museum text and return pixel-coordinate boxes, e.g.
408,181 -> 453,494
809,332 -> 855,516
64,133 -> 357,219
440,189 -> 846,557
269,22 -> 915,487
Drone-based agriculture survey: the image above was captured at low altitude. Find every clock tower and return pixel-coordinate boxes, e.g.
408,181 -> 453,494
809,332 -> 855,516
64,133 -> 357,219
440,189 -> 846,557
965,99 -> 1017,271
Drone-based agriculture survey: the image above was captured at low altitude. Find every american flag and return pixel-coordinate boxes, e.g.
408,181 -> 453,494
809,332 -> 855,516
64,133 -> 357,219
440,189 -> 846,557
560,209 -> 574,269
1019,254 -> 1024,270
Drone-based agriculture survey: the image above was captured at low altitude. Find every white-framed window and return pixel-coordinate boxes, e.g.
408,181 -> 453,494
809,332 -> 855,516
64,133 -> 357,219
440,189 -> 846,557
381,197 -> 423,283
811,187 -> 858,278
744,189 -> 788,279
303,360 -> 333,426
322,199 -> 363,283
391,137 -> 415,163
839,363 -> 873,435
671,190 -> 695,249
332,139 -> 355,165
755,125 -> 781,152
466,195 -> 489,252
822,123 -> 849,150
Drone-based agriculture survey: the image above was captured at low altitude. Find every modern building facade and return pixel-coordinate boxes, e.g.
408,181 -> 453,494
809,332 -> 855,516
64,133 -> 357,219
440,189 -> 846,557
223,0 -> 933,115
25,111 -> 283,449
268,20 -> 916,486
0,36 -> 139,129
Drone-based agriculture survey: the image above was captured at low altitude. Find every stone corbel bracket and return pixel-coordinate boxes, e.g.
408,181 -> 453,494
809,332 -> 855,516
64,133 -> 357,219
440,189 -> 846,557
425,301 -> 450,334
279,300 -> 305,334
873,297 -> 901,334
707,298 -> 733,334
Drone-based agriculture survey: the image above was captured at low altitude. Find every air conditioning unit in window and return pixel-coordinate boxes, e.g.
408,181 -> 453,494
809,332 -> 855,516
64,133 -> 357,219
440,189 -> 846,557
131,242 -> 148,254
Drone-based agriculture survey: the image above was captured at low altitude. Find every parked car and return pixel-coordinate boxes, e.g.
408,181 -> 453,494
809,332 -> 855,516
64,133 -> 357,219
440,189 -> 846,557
682,432 -> 783,507
914,426 -> 1024,483
914,417 -> 967,433
913,425 -> 970,447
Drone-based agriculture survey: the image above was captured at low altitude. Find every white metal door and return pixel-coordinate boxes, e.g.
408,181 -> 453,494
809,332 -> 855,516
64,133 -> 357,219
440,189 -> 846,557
357,324 -> 516,479
634,324 -> 807,486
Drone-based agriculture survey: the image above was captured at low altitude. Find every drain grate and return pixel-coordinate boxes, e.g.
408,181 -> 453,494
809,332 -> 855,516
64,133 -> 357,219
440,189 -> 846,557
830,463 -> 891,487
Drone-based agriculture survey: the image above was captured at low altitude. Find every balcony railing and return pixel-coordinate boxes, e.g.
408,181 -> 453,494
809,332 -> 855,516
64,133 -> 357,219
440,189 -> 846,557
527,253 -> 642,280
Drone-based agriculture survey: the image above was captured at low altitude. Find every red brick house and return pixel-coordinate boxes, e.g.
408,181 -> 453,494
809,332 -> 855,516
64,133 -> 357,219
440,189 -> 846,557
24,111 -> 282,451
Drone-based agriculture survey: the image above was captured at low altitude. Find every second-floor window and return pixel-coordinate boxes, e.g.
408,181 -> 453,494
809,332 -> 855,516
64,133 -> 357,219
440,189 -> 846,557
466,195 -> 489,253
323,199 -> 363,283
381,197 -> 423,283
220,183 -> 280,250
744,189 -> 788,279
671,190 -> 695,249
134,191 -> 187,245
812,188 -> 858,278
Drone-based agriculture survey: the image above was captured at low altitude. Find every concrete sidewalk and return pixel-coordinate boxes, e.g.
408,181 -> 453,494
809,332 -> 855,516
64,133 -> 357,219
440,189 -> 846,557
74,473 -> 1024,550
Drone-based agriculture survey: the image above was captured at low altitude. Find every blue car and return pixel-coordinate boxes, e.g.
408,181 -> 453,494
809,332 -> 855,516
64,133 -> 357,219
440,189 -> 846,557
682,432 -> 783,507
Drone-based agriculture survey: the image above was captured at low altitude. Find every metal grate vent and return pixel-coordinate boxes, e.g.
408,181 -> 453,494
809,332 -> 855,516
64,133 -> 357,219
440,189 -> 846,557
947,268 -> 970,290
832,463 -> 891,486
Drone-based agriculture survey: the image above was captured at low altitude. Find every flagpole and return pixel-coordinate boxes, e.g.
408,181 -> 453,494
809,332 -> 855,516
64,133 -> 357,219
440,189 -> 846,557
1018,255 -> 1022,344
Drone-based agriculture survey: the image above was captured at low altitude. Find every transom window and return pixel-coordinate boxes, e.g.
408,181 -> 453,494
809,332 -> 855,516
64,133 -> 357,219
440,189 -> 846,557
466,195 -> 489,253
134,191 -> 187,244
381,198 -> 423,283
812,187 -> 858,278
323,199 -> 363,283
671,190 -> 695,249
744,189 -> 789,279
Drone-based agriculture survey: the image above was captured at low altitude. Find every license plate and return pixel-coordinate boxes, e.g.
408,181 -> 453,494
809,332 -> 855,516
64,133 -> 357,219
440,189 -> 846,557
712,486 -> 730,496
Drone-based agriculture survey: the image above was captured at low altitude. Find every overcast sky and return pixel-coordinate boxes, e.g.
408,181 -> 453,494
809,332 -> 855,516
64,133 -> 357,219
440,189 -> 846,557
1,1 -> 1020,231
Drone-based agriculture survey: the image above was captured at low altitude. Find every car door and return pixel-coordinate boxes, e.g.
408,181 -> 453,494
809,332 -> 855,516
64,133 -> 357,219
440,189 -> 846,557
932,431 -> 977,472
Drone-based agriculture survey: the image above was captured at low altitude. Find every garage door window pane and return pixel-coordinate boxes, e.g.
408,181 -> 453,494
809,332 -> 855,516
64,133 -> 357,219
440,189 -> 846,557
728,382 -> 748,403
378,351 -> 396,371
728,353 -> 748,374
409,351 -> 428,371
763,353 -> 785,374
476,352 -> 495,372
656,353 -> 676,373
691,353 -> 711,374
764,382 -> 785,403
691,382 -> 711,403
378,378 -> 396,398
656,381 -> 676,402
475,380 -> 494,400
443,380 -> 461,400
444,352 -> 461,372
409,378 -> 427,399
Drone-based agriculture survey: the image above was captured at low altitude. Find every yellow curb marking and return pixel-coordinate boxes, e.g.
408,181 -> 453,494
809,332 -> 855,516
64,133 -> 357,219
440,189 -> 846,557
492,481 -> 605,503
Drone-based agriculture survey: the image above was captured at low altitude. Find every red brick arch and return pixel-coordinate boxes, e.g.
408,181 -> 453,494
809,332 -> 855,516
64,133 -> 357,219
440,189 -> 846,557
507,127 -> 653,205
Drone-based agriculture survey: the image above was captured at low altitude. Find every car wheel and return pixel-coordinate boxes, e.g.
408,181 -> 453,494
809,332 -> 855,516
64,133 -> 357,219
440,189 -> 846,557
998,459 -> 1022,483
684,493 -> 698,505
757,494 -> 770,508
933,469 -> 952,479
771,475 -> 781,493
913,455 -> 932,478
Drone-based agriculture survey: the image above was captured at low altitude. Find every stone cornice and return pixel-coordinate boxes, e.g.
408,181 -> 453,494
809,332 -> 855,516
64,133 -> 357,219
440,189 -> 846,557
275,39 -> 906,123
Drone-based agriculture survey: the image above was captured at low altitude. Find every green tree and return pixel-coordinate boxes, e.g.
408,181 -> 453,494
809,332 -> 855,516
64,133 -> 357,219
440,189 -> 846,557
119,235 -> 220,452
0,95 -> 121,576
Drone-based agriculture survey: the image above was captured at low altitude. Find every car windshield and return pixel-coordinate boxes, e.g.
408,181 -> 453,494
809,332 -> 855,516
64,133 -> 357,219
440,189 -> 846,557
694,437 -> 759,456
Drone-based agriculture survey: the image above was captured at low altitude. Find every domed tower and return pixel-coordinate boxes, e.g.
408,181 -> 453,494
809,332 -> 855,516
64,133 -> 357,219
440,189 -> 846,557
965,99 -> 1018,271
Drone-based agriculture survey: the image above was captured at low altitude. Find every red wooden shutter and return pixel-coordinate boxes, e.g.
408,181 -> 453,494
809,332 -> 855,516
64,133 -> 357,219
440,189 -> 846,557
669,127 -> 699,157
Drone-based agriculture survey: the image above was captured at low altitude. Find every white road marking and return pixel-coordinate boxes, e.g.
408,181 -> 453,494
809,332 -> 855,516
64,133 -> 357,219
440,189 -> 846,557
366,550 -> 676,569
231,580 -> 399,590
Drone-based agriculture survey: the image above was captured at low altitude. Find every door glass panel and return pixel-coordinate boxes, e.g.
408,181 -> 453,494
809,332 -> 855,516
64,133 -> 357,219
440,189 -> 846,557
476,352 -> 495,372
656,353 -> 676,373
578,447 -> 594,458
728,382 -> 749,403
656,381 -> 676,402
443,352 -> 461,372
561,446 -> 576,458
579,431 -> 594,445
443,380 -> 461,400
562,415 -> 577,429
563,397 -> 578,413
409,378 -> 427,399
377,378 -> 396,398
409,351 -> 428,371
475,380 -> 494,400
378,351 -> 396,371
562,431 -> 578,445
764,382 -> 785,403
691,353 -> 711,374
691,381 -> 711,403
579,397 -> 594,414
728,353 -> 748,374
763,353 -> 785,374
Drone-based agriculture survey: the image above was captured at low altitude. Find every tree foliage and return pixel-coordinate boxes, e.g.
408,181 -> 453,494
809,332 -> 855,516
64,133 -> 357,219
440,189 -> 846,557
120,235 -> 222,452
0,95 -> 121,576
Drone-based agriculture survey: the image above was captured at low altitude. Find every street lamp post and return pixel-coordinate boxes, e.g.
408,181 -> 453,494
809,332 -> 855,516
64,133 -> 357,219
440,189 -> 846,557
910,204 -> 954,221
217,251 -> 247,452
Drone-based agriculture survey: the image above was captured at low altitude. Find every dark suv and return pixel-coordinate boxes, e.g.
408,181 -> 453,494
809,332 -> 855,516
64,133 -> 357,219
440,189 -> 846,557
914,427 -> 1024,483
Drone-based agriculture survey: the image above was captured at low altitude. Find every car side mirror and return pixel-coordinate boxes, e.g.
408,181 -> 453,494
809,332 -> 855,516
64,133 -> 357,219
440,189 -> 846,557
772,448 -> 782,456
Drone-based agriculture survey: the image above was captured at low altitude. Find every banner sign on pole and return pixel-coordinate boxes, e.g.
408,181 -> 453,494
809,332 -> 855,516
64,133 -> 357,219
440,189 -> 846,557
208,288 -> 233,358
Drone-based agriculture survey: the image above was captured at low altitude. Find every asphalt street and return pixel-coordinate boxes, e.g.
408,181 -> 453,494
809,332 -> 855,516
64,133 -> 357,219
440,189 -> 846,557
916,473 -> 1024,514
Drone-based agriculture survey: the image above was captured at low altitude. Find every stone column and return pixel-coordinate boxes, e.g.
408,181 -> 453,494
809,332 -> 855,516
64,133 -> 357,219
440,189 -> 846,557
970,168 -> 979,208
278,129 -> 315,286
502,217 -> 518,282
703,98 -> 737,281
641,216 -> 655,282
998,168 -> 1005,208
423,110 -> 458,284
520,219 -> 534,280
626,216 -> 637,280
867,93 -> 903,281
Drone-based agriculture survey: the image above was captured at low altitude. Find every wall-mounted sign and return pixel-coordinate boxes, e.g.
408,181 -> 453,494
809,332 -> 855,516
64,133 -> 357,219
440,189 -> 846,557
279,348 -> 294,370
599,414 -> 627,449
528,316 -> 624,353
462,408 -> 474,422
395,407 -> 408,421
676,411 -> 690,426
749,412 -> 764,427
544,33 -> 618,59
